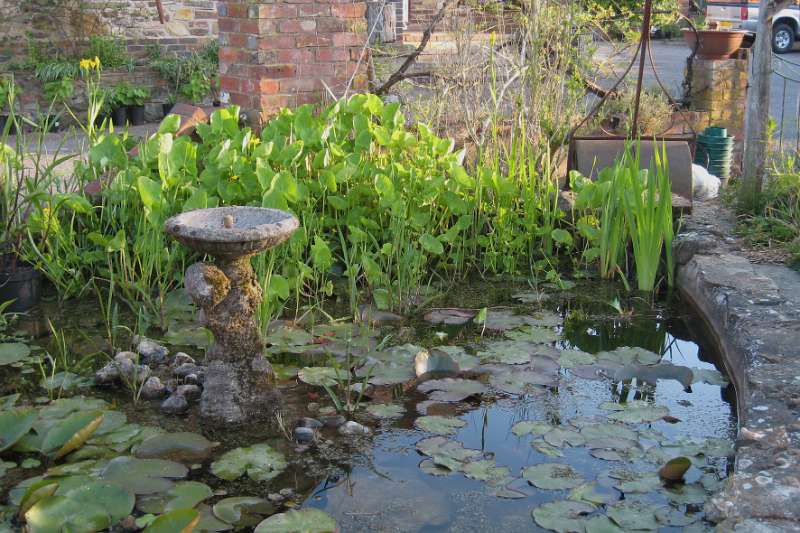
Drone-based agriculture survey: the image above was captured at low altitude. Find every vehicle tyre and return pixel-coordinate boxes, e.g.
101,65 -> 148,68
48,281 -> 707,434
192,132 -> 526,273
773,23 -> 795,54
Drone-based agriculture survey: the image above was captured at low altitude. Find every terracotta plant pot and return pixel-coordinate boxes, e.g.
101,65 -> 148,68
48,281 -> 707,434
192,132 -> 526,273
682,29 -> 748,60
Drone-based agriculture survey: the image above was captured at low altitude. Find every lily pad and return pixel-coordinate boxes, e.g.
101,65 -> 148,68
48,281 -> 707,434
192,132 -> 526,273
138,481 -> 212,514
597,346 -> 661,366
423,308 -> 476,325
658,457 -> 691,481
143,508 -> 200,533
602,401 -> 670,424
414,350 -> 459,377
365,403 -> 404,418
607,500 -> 661,531
264,326 -> 315,348
41,410 -> 104,458
63,481 -> 135,524
135,432 -> 217,462
663,483 -> 708,505
533,440 -> 564,457
298,367 -> 350,387
101,456 -> 188,495
568,482 -> 619,506
606,469 -> 662,494
24,495 -> 110,533
0,459 -> 16,477
197,504 -> 235,532
416,378 -> 488,402
559,349 -> 596,368
416,436 -> 481,471
0,342 -> 31,365
512,420 -> 553,437
584,515 -> 626,533
477,340 -> 535,365
210,443 -> 287,482
505,325 -> 560,344
481,310 -> 537,332
0,408 -> 36,453
419,458 -> 453,476
213,497 -> 273,526
358,362 -> 416,386
522,463 -> 585,490
254,508 -> 337,533
511,290 -> 548,304
543,428 -> 586,448
490,370 -> 553,394
655,506 -> 700,527
0,393 -> 20,410
414,416 -> 465,435
532,500 -> 595,533
431,346 -> 479,370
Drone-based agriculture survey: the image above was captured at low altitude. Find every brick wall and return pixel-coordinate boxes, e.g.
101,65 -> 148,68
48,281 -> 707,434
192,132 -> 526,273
0,0 -> 218,68
217,0 -> 368,124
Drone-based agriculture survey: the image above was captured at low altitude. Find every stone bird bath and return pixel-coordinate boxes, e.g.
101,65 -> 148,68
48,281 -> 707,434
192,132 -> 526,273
165,207 -> 299,424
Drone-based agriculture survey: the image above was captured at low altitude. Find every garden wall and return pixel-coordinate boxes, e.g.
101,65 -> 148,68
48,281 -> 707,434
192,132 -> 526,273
0,0 -> 218,68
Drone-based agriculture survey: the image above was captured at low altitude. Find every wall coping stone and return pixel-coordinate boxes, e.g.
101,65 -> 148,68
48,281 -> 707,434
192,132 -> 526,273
674,201 -> 800,532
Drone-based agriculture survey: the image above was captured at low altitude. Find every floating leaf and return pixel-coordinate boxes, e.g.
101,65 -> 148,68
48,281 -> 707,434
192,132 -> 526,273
298,367 -> 349,387
423,309 -> 476,326
63,481 -> 135,524
143,508 -> 200,533
597,346 -> 661,366
602,401 -> 670,424
101,456 -> 188,495
543,428 -> 586,448
0,393 -> 20,410
658,457 -> 691,481
663,483 -> 708,505
490,370 -> 553,394
568,482 -> 619,506
365,403 -> 404,418
213,497 -> 273,526
416,436 -> 481,471
416,378 -> 488,402
558,349 -> 596,368
511,290 -> 548,304
505,325 -> 560,344
210,443 -> 287,482
477,340 -> 535,365
419,458 -> 453,477
414,350 -> 459,377
532,500 -> 595,533
137,481 -> 212,514
0,408 -> 36,453
606,469 -> 662,494
512,421 -> 552,437
462,459 -> 511,484
41,411 -> 104,458
432,346 -> 479,370
655,506 -> 700,527
533,440 -> 564,457
481,310 -> 537,332
135,432 -> 217,462
24,495 -> 110,533
358,362 -> 415,386
254,508 -> 337,533
197,504 -> 234,532
414,416 -> 465,436
584,515 -> 626,533
607,500 -> 661,531
522,463 -> 585,490
0,343 -> 31,365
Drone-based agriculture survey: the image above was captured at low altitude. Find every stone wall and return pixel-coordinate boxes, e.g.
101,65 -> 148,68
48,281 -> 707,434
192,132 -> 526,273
0,0 -> 218,67
217,0 -> 368,124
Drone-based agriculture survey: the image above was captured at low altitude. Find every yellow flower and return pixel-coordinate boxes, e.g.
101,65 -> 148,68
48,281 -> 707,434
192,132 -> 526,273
248,137 -> 261,148
79,56 -> 102,72
229,175 -> 240,182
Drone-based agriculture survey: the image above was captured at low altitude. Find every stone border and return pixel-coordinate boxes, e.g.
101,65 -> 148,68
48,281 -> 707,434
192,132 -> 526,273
673,201 -> 800,532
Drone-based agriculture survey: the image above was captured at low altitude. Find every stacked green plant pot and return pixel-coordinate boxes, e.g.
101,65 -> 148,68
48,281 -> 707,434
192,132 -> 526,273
694,126 -> 734,181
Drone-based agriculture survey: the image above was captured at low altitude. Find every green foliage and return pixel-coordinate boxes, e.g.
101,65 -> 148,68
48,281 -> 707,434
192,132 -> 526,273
114,83 -> 150,107
149,41 -> 218,103
86,35 -> 133,71
42,78 -> 74,103
583,0 -> 680,39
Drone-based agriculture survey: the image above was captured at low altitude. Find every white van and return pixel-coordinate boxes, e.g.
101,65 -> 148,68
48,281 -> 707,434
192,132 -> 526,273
704,0 -> 800,53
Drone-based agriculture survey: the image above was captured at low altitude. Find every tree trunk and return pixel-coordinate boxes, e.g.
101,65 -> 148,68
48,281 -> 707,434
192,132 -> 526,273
740,0 -> 794,211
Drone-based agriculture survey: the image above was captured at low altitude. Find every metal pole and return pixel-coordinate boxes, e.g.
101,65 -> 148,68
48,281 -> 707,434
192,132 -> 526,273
631,0 -> 654,137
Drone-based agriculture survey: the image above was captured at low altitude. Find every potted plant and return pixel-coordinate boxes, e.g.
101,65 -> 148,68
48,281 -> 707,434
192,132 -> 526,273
108,84 -> 130,127
162,94 -> 176,117
682,19 -> 748,60
125,85 -> 150,126
41,78 -> 74,132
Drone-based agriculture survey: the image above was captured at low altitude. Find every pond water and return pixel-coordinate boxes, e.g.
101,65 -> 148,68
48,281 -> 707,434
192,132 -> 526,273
0,281 -> 736,532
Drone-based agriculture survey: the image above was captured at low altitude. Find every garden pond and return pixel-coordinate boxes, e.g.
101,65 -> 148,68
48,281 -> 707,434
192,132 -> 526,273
0,280 -> 735,532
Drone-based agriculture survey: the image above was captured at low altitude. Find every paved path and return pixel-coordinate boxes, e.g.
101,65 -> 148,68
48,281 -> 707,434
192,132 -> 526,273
595,40 -> 800,146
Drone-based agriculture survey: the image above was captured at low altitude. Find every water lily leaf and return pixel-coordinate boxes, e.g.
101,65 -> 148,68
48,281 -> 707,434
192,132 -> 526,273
655,506 -> 700,527
41,410 -> 104,458
477,339 -> 535,365
532,500 -> 595,533
522,463 -> 585,490
0,408 -> 36,453
505,325 -> 560,344
24,495 -> 110,533
18,479 -> 59,516
579,423 -> 638,445
423,309 -> 476,325
0,342 -> 31,365
143,508 -> 199,533
414,350 -> 459,377
136,481 -> 212,514
0,393 -> 20,410
93,411 -> 127,437
658,457 -> 691,481
568,482 -> 620,506
213,497 -> 273,526
419,458 -> 453,476
365,403 -> 404,418
358,362 -> 415,386
163,324 -> 212,349
512,420 -> 552,437
264,326 -> 314,348
511,290 -> 548,304
607,500 -> 661,531
63,481 -> 135,524
431,346 -> 479,370
584,515 -> 626,533
663,483 -> 708,505
559,349 -> 596,368
691,368 -> 728,386
41,372 -> 94,392
462,459 -> 512,484
612,364 -> 693,388
597,346 -> 661,366
0,459 -> 16,477
606,469 -> 662,493
298,367 -> 349,387
416,436 -> 481,471
543,428 -> 586,448
210,443 -> 287,482
481,310 -> 538,332
197,504 -> 234,532
254,508 -> 337,533
602,401 -> 670,424
533,440 -> 564,457
414,416 -> 465,435
135,432 -> 217,462
416,378 -> 488,402
490,370 -> 553,394
101,456 -> 188,495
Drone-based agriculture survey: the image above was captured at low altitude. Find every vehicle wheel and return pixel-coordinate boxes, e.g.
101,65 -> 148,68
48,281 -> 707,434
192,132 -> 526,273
773,23 -> 795,54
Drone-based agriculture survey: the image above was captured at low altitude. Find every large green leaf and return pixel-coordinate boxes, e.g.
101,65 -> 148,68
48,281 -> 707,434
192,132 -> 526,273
63,481 -> 135,524
531,500 -> 595,533
414,416 -> 465,436
101,456 -> 188,495
522,463 -> 585,490
213,497 -> 273,526
41,411 -> 104,458
134,432 -> 217,462
0,408 -> 36,453
210,444 -> 287,482
143,508 -> 199,533
254,508 -> 337,533
0,342 -> 31,365
24,495 -> 110,533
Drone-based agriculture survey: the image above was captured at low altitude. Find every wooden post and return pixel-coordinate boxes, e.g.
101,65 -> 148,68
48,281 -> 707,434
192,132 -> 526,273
740,0 -> 793,210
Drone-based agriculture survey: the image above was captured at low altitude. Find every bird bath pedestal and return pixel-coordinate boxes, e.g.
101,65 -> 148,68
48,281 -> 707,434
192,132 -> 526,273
165,207 -> 298,424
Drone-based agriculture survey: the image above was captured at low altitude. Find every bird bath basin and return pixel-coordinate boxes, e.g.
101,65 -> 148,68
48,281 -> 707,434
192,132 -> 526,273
165,207 -> 299,424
